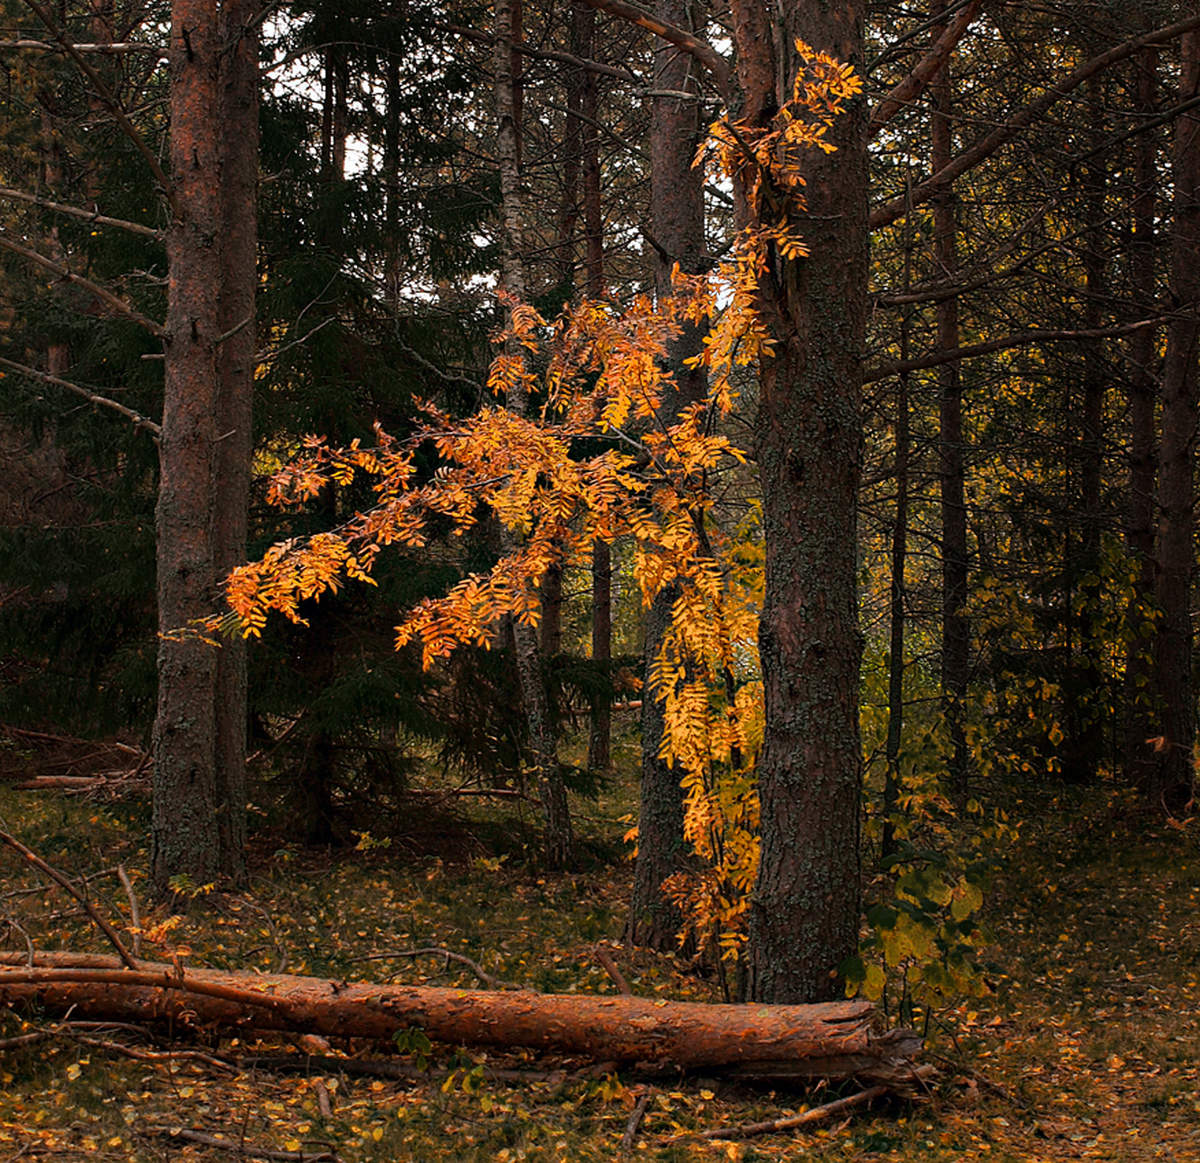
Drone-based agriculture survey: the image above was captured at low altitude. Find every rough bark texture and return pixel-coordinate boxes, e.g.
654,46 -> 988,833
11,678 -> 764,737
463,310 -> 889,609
153,0 -> 226,890
1150,31 -> 1200,809
1123,46 -> 1160,785
628,0 -> 706,951
152,0 -> 255,892
931,0 -> 969,805
0,953 -> 921,1083
495,0 -> 574,866
740,2 -> 867,1003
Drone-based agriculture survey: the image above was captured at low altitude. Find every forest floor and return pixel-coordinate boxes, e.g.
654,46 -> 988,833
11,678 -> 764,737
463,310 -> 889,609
0,729 -> 1196,1160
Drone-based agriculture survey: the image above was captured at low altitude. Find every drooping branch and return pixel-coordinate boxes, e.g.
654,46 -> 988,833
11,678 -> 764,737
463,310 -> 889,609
870,12 -> 1200,229
0,356 -> 161,437
0,186 -> 161,238
0,233 -> 166,338
869,0 -> 980,136
862,318 -> 1165,384
575,0 -> 730,98
19,0 -> 176,212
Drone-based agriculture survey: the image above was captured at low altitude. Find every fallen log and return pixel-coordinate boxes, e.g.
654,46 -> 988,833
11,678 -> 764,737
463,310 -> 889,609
0,952 -> 922,1086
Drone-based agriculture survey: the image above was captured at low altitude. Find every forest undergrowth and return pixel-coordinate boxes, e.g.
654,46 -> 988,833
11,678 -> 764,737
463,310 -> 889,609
0,730 -> 1196,1161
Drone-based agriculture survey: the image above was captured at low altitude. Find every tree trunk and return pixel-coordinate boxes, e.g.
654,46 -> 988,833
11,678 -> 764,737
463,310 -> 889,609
152,0 -> 255,893
0,953 -> 920,1084
628,0 -> 706,950
152,0 -> 227,891
495,0 -> 574,866
1123,46 -> 1160,785
883,218 -> 913,861
932,0 -> 969,806
739,1 -> 867,1003
1150,31 -> 1200,810
1062,81 -> 1107,785
212,0 -> 257,884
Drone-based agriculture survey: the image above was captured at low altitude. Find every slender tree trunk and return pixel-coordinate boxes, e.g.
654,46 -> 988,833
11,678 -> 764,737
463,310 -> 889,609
152,0 -> 255,892
212,0 -> 257,884
932,0 -> 969,806
1124,47 -> 1160,784
883,213 -> 913,862
495,0 -> 574,866
1150,31 -> 1200,810
1064,82 -> 1107,785
628,0 -> 706,949
577,18 -> 615,775
740,1 -> 867,1003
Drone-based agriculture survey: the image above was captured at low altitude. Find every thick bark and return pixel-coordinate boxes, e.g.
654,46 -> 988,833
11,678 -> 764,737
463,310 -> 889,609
152,0 -> 255,892
932,0 -> 969,805
1123,47 -> 1160,785
1150,32 -> 1200,809
0,953 -> 920,1083
495,0 -> 574,866
742,4 -> 867,1003
628,0 -> 706,951
152,0 -> 226,890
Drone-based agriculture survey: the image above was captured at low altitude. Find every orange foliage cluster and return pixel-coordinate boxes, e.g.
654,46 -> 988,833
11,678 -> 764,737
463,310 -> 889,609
224,45 -> 859,958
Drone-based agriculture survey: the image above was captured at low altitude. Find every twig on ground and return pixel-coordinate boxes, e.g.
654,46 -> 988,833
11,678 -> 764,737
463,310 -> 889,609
151,1127 -> 338,1161
117,865 -> 141,958
71,1033 -> 236,1073
352,947 -> 523,990
677,1085 -> 889,1142
621,1093 -> 650,1154
0,832 -> 138,969
241,1053 -> 565,1086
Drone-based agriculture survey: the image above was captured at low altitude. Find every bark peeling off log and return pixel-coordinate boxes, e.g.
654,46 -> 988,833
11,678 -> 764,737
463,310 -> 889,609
0,953 -> 917,1080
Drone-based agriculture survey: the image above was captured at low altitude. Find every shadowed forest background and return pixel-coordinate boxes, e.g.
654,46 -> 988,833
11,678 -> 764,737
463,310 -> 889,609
0,0 -> 1199,1158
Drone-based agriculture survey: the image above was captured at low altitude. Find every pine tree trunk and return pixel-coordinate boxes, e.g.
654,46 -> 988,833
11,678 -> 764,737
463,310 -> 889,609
495,0 -> 574,867
152,0 -> 255,893
931,0 -> 969,806
212,0 -> 257,884
883,223 -> 913,861
1064,81 -> 1107,785
739,1 -> 867,1003
153,0 -> 226,891
1150,32 -> 1200,810
1123,46 -> 1160,785
628,0 -> 706,950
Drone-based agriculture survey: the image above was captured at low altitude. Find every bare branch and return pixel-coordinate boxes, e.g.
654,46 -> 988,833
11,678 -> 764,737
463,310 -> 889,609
870,12 -> 1200,230
443,23 -> 641,87
19,0 -> 176,213
862,318 -> 1165,384
0,831 -> 139,969
0,355 -> 161,438
0,185 -> 161,238
575,0 -> 730,98
0,39 -> 163,55
869,0 -> 981,136
0,233 -> 166,338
